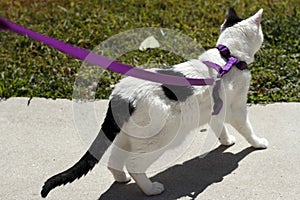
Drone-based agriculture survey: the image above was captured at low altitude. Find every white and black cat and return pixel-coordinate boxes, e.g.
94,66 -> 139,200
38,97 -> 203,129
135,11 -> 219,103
41,8 -> 268,197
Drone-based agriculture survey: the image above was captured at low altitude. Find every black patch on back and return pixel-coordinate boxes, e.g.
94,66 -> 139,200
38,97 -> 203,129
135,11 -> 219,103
101,95 -> 136,141
157,69 -> 194,102
221,7 -> 243,31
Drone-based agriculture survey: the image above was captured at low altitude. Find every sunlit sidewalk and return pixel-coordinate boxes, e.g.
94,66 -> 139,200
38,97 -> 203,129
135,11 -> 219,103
1,98 -> 299,200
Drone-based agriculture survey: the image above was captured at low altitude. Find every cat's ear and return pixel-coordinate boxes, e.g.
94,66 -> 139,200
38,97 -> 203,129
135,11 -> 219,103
220,7 -> 243,32
250,9 -> 263,25
225,7 -> 240,21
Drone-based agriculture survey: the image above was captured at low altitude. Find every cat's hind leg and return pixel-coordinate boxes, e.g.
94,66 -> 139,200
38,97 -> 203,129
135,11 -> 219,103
126,150 -> 165,196
129,172 -> 164,196
107,133 -> 131,183
108,167 -> 131,183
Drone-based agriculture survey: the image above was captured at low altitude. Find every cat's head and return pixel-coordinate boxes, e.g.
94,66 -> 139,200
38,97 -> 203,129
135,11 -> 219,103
217,8 -> 264,64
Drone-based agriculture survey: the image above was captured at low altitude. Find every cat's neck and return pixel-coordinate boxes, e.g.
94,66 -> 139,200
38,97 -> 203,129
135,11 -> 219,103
216,40 -> 255,64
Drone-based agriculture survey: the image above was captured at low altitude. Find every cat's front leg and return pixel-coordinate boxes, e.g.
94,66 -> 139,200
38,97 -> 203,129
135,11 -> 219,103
210,116 -> 236,146
230,108 -> 268,149
218,125 -> 236,146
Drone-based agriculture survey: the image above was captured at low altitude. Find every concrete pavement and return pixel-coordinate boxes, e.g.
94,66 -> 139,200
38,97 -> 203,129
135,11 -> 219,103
0,98 -> 299,200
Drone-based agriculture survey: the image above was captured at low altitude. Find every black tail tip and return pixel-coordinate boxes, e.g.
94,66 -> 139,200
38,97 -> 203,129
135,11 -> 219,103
41,186 -> 50,198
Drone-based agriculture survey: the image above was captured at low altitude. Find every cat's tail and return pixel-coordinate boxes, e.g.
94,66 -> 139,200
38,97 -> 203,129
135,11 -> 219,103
41,130 -> 111,198
41,97 -> 134,198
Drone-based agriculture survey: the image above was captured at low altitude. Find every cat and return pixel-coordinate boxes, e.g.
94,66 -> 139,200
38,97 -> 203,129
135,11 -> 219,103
41,7 -> 268,197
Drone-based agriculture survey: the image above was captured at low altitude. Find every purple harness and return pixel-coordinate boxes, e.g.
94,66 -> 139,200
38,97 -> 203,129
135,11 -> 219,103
203,45 -> 247,114
0,16 -> 247,114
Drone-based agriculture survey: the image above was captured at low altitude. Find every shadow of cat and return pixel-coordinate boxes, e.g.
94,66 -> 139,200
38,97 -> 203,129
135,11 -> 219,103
98,145 -> 260,200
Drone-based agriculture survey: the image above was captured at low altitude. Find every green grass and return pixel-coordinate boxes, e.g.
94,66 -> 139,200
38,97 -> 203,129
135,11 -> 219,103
0,0 -> 299,103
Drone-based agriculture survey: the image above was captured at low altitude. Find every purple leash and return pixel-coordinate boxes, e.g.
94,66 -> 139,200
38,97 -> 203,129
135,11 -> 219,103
0,16 -> 214,87
0,16 -> 247,114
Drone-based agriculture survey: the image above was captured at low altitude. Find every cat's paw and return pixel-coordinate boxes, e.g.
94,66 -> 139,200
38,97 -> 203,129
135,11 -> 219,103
108,167 -> 131,183
219,134 -> 236,146
115,174 -> 131,183
143,182 -> 165,196
252,137 -> 269,149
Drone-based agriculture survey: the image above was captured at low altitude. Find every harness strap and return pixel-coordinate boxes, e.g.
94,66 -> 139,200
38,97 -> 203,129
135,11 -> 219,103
203,45 -> 248,115
203,45 -> 247,78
